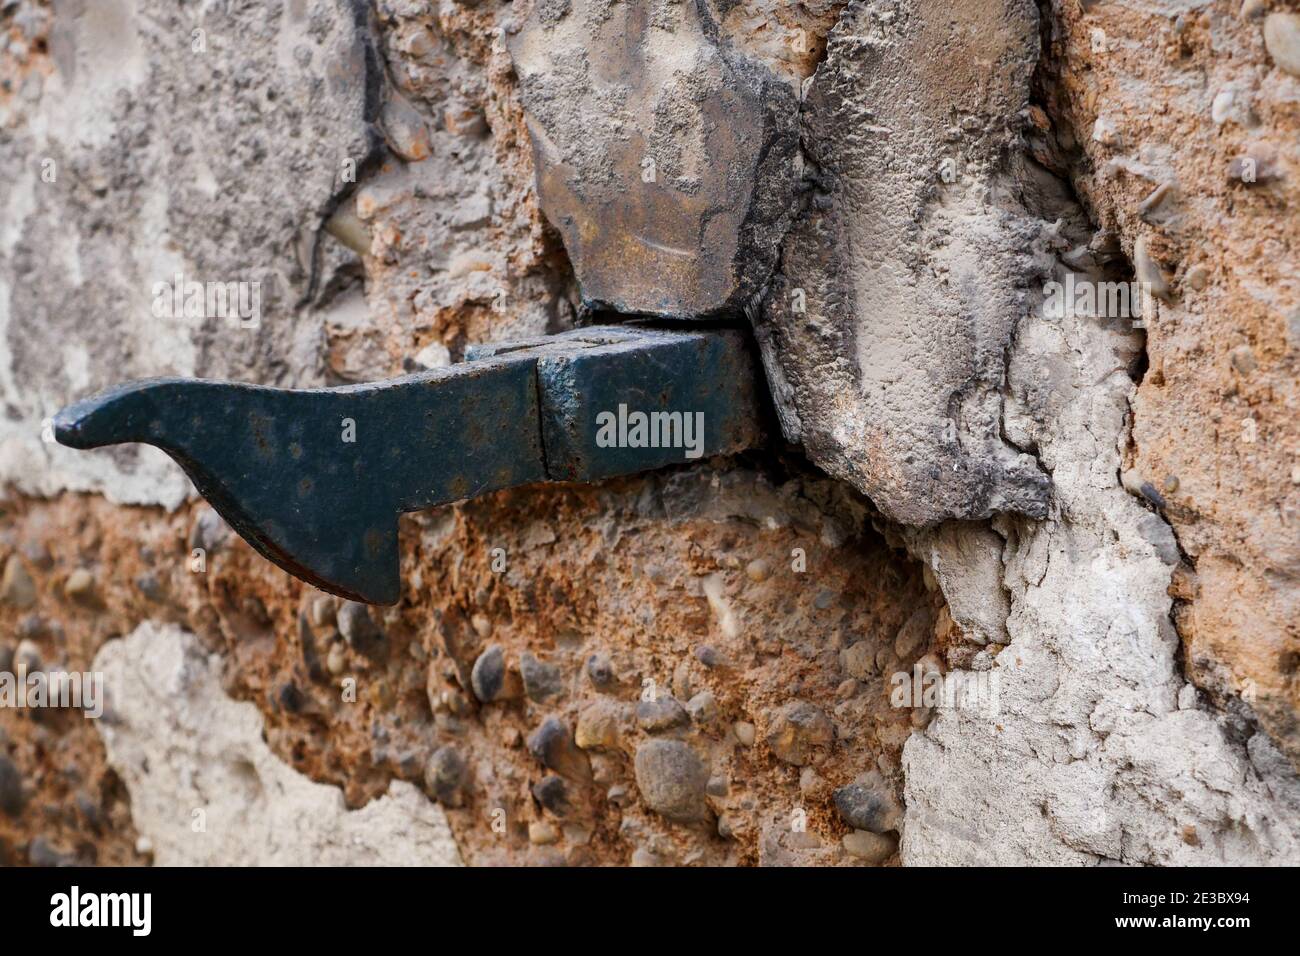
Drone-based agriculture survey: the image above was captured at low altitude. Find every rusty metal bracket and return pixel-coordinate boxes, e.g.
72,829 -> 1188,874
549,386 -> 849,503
53,325 -> 763,605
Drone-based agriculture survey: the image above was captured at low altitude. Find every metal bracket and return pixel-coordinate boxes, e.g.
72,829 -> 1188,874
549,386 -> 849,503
53,325 -> 763,604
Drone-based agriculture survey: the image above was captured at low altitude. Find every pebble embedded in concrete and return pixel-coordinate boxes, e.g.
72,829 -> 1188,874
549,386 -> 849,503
520,652 -> 563,702
765,701 -> 834,766
337,602 -> 384,654
637,695 -> 688,732
424,746 -> 467,807
527,717 -> 592,783
633,739 -> 710,823
842,829 -> 897,863
1264,13 -> 1300,76
833,774 -> 902,834
1,555 -> 35,609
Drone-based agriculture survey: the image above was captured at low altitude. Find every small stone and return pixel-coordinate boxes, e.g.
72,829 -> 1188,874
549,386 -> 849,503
575,701 -> 621,750
532,775 -> 572,817
843,829 -> 897,863
1264,13 -> 1300,76
0,755 -> 24,816
21,543 -> 52,571
277,682 -> 305,713
606,784 -> 631,806
134,835 -> 154,856
732,721 -> 756,746
799,767 -> 821,795
27,836 -> 68,867
585,653 -> 616,691
1136,181 -> 1172,218
528,820 -> 560,845
765,701 -> 834,766
1185,265 -> 1209,291
633,739 -> 710,822
744,558 -> 771,583
64,568 -> 95,605
424,746 -> 467,806
1230,345 -> 1258,374
470,645 -> 521,702
706,775 -> 729,797
14,639 -> 41,675
694,645 -> 721,668
686,691 -> 717,724
308,594 -> 336,629
337,602 -> 384,654
134,573 -> 164,602
326,642 -> 347,676
1,555 -> 35,609
836,678 -> 859,700
630,847 -> 663,867
528,717 -> 592,782
520,652 -> 563,701
15,615 -> 46,641
381,94 -> 431,162
833,776 -> 902,833
842,641 -> 875,680
717,814 -> 739,839
1241,0 -> 1267,19
1134,235 -> 1171,300
470,614 -> 493,639
188,506 -> 230,555
444,103 -> 488,138
1178,683 -> 1200,710
894,606 -> 931,660
637,695 -> 688,732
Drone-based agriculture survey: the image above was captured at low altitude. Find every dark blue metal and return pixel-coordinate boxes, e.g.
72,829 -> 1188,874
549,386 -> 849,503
54,325 -> 763,604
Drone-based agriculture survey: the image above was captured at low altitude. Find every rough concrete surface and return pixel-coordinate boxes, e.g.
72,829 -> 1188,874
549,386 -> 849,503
0,0 -> 1297,868
94,621 -> 461,866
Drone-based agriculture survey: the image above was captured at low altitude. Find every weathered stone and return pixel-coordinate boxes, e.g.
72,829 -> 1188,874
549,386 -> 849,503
574,700 -> 621,751
1,555 -> 36,609
507,0 -> 799,318
637,695 -> 688,732
471,645 -> 521,702
584,653 -> 616,691
765,701 -> 833,766
687,691 -> 717,724
527,716 -> 592,783
531,775 -> 571,817
337,602 -> 385,655
64,567 -> 96,606
843,829 -> 897,863
841,641 -> 875,681
1264,13 -> 1300,76
0,755 -> 25,817
633,739 -> 710,823
424,746 -> 467,807
833,777 -> 902,834
520,652 -> 563,702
